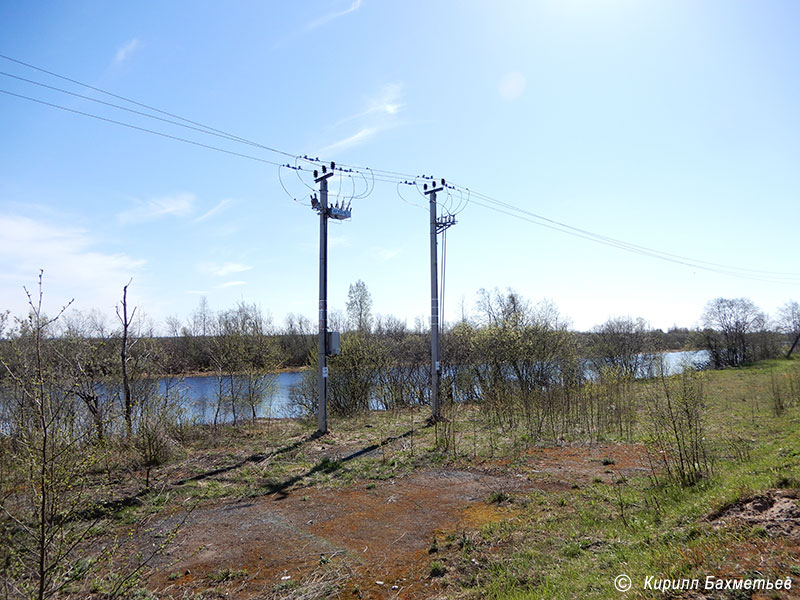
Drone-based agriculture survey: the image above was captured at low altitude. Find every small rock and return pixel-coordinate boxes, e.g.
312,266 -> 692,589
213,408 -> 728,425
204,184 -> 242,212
281,575 -> 291,581
392,585 -> 399,590
185,569 -> 191,575
375,580 -> 384,586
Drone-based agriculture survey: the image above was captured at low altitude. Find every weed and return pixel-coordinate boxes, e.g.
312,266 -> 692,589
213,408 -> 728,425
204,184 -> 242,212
458,530 -> 473,553
207,567 -> 248,584
274,578 -> 297,592
428,536 -> 439,554
488,490 -> 511,504
429,560 -> 446,577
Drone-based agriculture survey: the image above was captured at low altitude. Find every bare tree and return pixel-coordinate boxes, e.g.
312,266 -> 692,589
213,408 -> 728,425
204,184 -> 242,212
190,296 -> 212,337
643,367 -> 711,487
0,309 -> 10,339
116,281 -> 136,435
232,302 -> 280,421
58,311 -> 115,442
346,280 -> 373,333
777,300 -> 800,358
281,313 -> 314,367
0,273 -> 108,600
589,316 -> 656,378
328,308 -> 347,334
701,297 -> 768,367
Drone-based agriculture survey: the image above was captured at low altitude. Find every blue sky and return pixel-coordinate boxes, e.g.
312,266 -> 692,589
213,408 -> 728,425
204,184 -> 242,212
1,0 -> 798,332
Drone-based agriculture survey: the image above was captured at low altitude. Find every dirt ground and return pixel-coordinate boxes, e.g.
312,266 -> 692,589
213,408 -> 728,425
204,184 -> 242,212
710,489 -> 800,538
144,441 -> 649,599
151,469 -> 521,598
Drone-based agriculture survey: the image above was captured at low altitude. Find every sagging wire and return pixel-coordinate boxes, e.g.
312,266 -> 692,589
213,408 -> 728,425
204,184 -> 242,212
353,167 -> 375,200
397,180 -> 426,211
448,187 -> 469,216
293,156 -> 316,192
277,164 -> 310,207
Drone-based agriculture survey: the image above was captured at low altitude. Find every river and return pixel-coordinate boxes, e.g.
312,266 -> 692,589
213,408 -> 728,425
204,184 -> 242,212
166,350 -> 709,424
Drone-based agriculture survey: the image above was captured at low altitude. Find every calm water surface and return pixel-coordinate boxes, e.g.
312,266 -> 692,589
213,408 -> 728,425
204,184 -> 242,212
167,350 -> 708,424
164,371 -> 304,423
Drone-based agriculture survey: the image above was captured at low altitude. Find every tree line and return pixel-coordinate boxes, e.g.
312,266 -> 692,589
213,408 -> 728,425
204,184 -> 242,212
2,281 -> 798,426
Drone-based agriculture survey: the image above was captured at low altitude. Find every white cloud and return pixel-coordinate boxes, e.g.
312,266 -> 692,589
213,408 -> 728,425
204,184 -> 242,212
370,82 -> 404,115
117,192 -> 195,225
194,198 -> 234,223
306,0 -> 362,30
217,280 -> 247,289
114,38 -> 141,65
499,72 -> 526,101
335,83 -> 405,126
197,262 -> 253,277
318,127 -> 377,155
0,215 -> 145,316
320,82 -> 404,156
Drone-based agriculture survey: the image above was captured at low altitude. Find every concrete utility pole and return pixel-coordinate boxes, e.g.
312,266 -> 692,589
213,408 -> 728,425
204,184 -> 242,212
311,162 -> 350,434
424,179 -> 455,422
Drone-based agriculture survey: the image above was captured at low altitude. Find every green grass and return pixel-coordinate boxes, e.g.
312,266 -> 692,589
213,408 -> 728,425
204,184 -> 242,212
447,359 -> 800,599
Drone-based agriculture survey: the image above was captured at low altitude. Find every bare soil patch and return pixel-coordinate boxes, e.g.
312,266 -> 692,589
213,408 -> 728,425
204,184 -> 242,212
710,489 -> 800,538
522,441 -> 649,486
139,439 -> 653,598
149,468 -> 526,599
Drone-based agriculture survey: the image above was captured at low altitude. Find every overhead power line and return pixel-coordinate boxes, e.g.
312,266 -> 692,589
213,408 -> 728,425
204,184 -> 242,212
0,53 -> 296,160
0,88 -> 287,167
456,191 -> 799,285
1,52 -> 798,285
0,70 -> 303,158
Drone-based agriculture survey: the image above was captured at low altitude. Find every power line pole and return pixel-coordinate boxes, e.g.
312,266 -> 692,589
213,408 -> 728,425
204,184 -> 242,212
424,178 -> 455,422
311,162 -> 350,435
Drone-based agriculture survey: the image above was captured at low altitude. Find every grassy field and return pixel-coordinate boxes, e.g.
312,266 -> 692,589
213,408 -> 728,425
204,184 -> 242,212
15,359 -> 799,599
433,359 -> 800,600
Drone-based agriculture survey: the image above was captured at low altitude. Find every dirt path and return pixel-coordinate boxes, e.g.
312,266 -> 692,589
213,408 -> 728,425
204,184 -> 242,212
151,468 -> 526,598
146,441 -> 649,599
